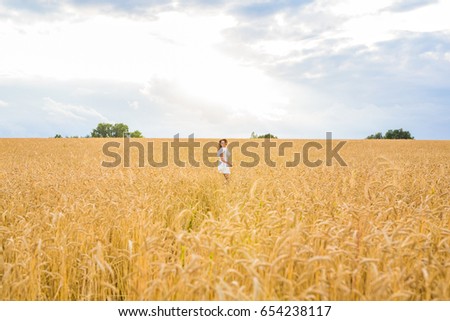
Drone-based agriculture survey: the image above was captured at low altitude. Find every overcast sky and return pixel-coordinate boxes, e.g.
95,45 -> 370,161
0,0 -> 449,139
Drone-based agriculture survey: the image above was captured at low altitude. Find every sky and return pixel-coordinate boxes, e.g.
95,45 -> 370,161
0,0 -> 449,139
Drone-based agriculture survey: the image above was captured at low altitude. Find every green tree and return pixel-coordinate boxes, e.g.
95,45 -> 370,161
130,130 -> 143,138
257,133 -> 278,139
384,128 -> 414,139
54,134 -> 62,138
366,128 -> 414,139
91,123 -> 114,137
90,123 -> 144,138
367,132 -> 383,139
112,123 -> 129,137
250,131 -> 258,139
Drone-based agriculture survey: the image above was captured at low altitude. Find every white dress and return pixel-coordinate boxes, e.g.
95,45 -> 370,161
218,147 -> 231,174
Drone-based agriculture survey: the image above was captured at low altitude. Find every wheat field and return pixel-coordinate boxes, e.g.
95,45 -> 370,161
0,138 -> 449,300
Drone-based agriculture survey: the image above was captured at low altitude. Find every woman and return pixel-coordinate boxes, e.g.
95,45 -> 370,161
217,139 -> 232,182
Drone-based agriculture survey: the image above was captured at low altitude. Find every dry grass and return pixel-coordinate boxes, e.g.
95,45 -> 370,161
0,138 -> 449,300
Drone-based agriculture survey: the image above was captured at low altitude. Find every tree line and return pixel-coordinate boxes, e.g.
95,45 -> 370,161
55,126 -> 413,139
55,123 -> 143,138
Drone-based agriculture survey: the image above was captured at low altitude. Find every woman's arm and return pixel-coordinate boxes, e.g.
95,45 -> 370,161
220,154 -> 232,166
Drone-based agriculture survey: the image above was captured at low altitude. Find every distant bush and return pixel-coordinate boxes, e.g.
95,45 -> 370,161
250,132 -> 278,139
367,128 -> 414,139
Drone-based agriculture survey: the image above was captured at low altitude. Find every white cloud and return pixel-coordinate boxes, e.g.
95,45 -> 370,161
128,100 -> 140,110
322,0 -> 393,16
43,97 -> 107,122
444,52 -> 450,62
0,0 -> 449,139
231,0 -> 450,61
0,10 -> 236,83
0,99 -> 8,107
139,62 -> 296,125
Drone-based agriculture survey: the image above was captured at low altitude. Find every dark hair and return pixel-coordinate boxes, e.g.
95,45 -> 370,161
218,139 -> 228,150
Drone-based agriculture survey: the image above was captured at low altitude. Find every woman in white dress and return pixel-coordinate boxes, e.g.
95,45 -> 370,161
217,139 -> 232,182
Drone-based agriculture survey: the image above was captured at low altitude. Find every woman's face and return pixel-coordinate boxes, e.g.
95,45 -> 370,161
220,140 -> 227,147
